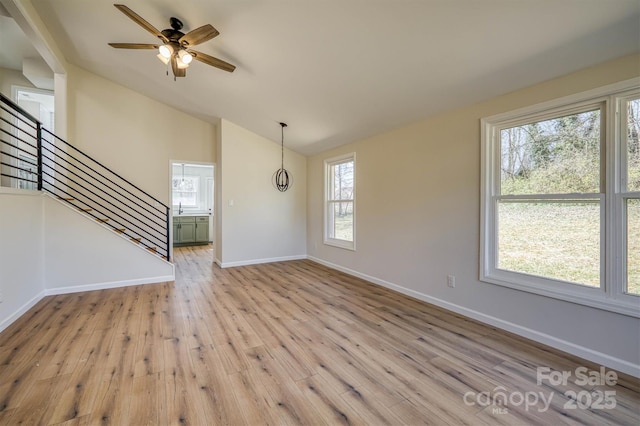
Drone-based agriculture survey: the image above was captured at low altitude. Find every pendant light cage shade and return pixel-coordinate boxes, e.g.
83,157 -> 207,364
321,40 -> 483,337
273,167 -> 291,192
273,122 -> 292,192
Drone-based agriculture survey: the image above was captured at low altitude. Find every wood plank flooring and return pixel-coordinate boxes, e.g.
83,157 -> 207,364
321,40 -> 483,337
0,245 -> 638,425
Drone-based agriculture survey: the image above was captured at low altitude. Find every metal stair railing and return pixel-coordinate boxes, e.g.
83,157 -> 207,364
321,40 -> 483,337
0,92 -> 171,261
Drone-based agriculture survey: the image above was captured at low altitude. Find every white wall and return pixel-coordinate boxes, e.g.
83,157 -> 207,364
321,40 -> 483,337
217,119 -> 306,266
307,54 -> 640,376
0,189 -> 44,331
44,195 -> 174,291
0,191 -> 175,332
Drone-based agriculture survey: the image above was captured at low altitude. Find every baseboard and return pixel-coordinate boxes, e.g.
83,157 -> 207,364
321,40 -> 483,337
307,256 -> 640,378
44,275 -> 175,296
0,290 -> 46,334
218,254 -> 307,268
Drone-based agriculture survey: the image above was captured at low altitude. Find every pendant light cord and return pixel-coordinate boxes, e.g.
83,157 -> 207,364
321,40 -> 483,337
280,122 -> 287,170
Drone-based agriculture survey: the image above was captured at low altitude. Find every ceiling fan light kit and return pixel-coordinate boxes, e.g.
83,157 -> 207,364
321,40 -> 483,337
158,44 -> 173,59
177,49 -> 193,65
108,4 -> 236,79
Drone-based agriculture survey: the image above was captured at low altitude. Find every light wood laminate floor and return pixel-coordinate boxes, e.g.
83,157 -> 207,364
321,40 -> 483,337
0,245 -> 638,425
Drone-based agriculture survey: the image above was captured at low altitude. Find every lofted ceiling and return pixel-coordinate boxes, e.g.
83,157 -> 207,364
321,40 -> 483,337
4,0 -> 640,155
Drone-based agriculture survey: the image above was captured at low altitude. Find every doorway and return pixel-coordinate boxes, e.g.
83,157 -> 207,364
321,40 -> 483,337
5,87 -> 54,190
170,161 -> 215,258
14,87 -> 55,132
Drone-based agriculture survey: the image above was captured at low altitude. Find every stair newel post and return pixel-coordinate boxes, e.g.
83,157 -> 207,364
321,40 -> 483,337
36,122 -> 43,191
166,205 -> 171,261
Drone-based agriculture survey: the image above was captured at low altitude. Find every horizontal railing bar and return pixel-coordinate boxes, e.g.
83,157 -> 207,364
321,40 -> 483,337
42,185 -> 169,257
42,170 -> 168,246
1,93 -> 169,261
41,144 -> 166,227
0,127 -> 38,150
1,160 -> 37,174
1,147 -> 38,167
41,165 -> 167,238
0,92 -> 41,127
0,110 -> 39,138
43,184 -> 167,257
0,115 -> 38,138
41,145 -> 165,223
43,129 -> 169,209
0,172 -> 39,185
41,139 -> 166,222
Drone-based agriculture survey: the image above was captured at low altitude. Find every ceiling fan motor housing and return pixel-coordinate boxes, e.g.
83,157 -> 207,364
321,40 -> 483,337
161,28 -> 185,44
169,17 -> 183,31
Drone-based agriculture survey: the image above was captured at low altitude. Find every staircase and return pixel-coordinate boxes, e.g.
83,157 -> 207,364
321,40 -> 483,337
0,92 -> 170,261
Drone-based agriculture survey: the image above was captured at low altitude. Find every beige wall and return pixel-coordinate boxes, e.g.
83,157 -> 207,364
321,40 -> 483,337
307,54 -> 640,372
217,119 -> 306,266
64,64 -> 216,204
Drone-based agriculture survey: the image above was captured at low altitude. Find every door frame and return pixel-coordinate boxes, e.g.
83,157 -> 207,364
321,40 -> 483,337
168,160 -> 215,260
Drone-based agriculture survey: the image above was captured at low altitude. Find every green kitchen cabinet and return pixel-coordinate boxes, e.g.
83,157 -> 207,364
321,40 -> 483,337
195,216 -> 209,243
174,216 -> 209,246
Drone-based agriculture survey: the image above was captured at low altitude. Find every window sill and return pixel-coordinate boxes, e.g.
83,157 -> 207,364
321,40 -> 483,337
481,270 -> 640,318
324,238 -> 355,251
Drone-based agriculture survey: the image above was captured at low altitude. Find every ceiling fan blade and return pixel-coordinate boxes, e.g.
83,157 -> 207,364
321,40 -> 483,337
190,50 -> 236,73
114,4 -> 168,43
171,57 -> 187,78
179,24 -> 219,47
108,43 -> 159,49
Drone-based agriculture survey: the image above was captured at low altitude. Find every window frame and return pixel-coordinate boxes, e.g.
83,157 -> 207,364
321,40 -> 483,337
617,93 -> 640,299
324,152 -> 356,251
480,78 -> 640,317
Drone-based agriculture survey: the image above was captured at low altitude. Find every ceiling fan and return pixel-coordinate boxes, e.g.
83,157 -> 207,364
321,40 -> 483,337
108,4 -> 235,78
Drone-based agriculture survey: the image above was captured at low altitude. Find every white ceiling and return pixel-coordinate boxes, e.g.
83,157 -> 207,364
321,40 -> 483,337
5,0 -> 640,155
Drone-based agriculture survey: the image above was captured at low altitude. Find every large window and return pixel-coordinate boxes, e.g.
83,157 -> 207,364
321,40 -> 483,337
481,79 -> 639,316
325,153 -> 355,250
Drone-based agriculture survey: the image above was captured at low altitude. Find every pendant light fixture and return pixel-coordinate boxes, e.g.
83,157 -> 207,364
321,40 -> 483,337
273,122 -> 292,192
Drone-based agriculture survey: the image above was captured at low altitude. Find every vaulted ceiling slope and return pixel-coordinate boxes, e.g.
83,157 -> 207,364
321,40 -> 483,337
21,0 -> 640,154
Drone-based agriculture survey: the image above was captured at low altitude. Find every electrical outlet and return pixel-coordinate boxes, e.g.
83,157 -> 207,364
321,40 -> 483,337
447,275 -> 456,288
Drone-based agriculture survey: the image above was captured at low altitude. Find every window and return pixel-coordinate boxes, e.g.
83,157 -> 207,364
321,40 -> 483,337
172,176 -> 199,208
622,95 -> 640,296
481,79 -> 639,317
17,153 -> 37,190
325,153 -> 355,250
